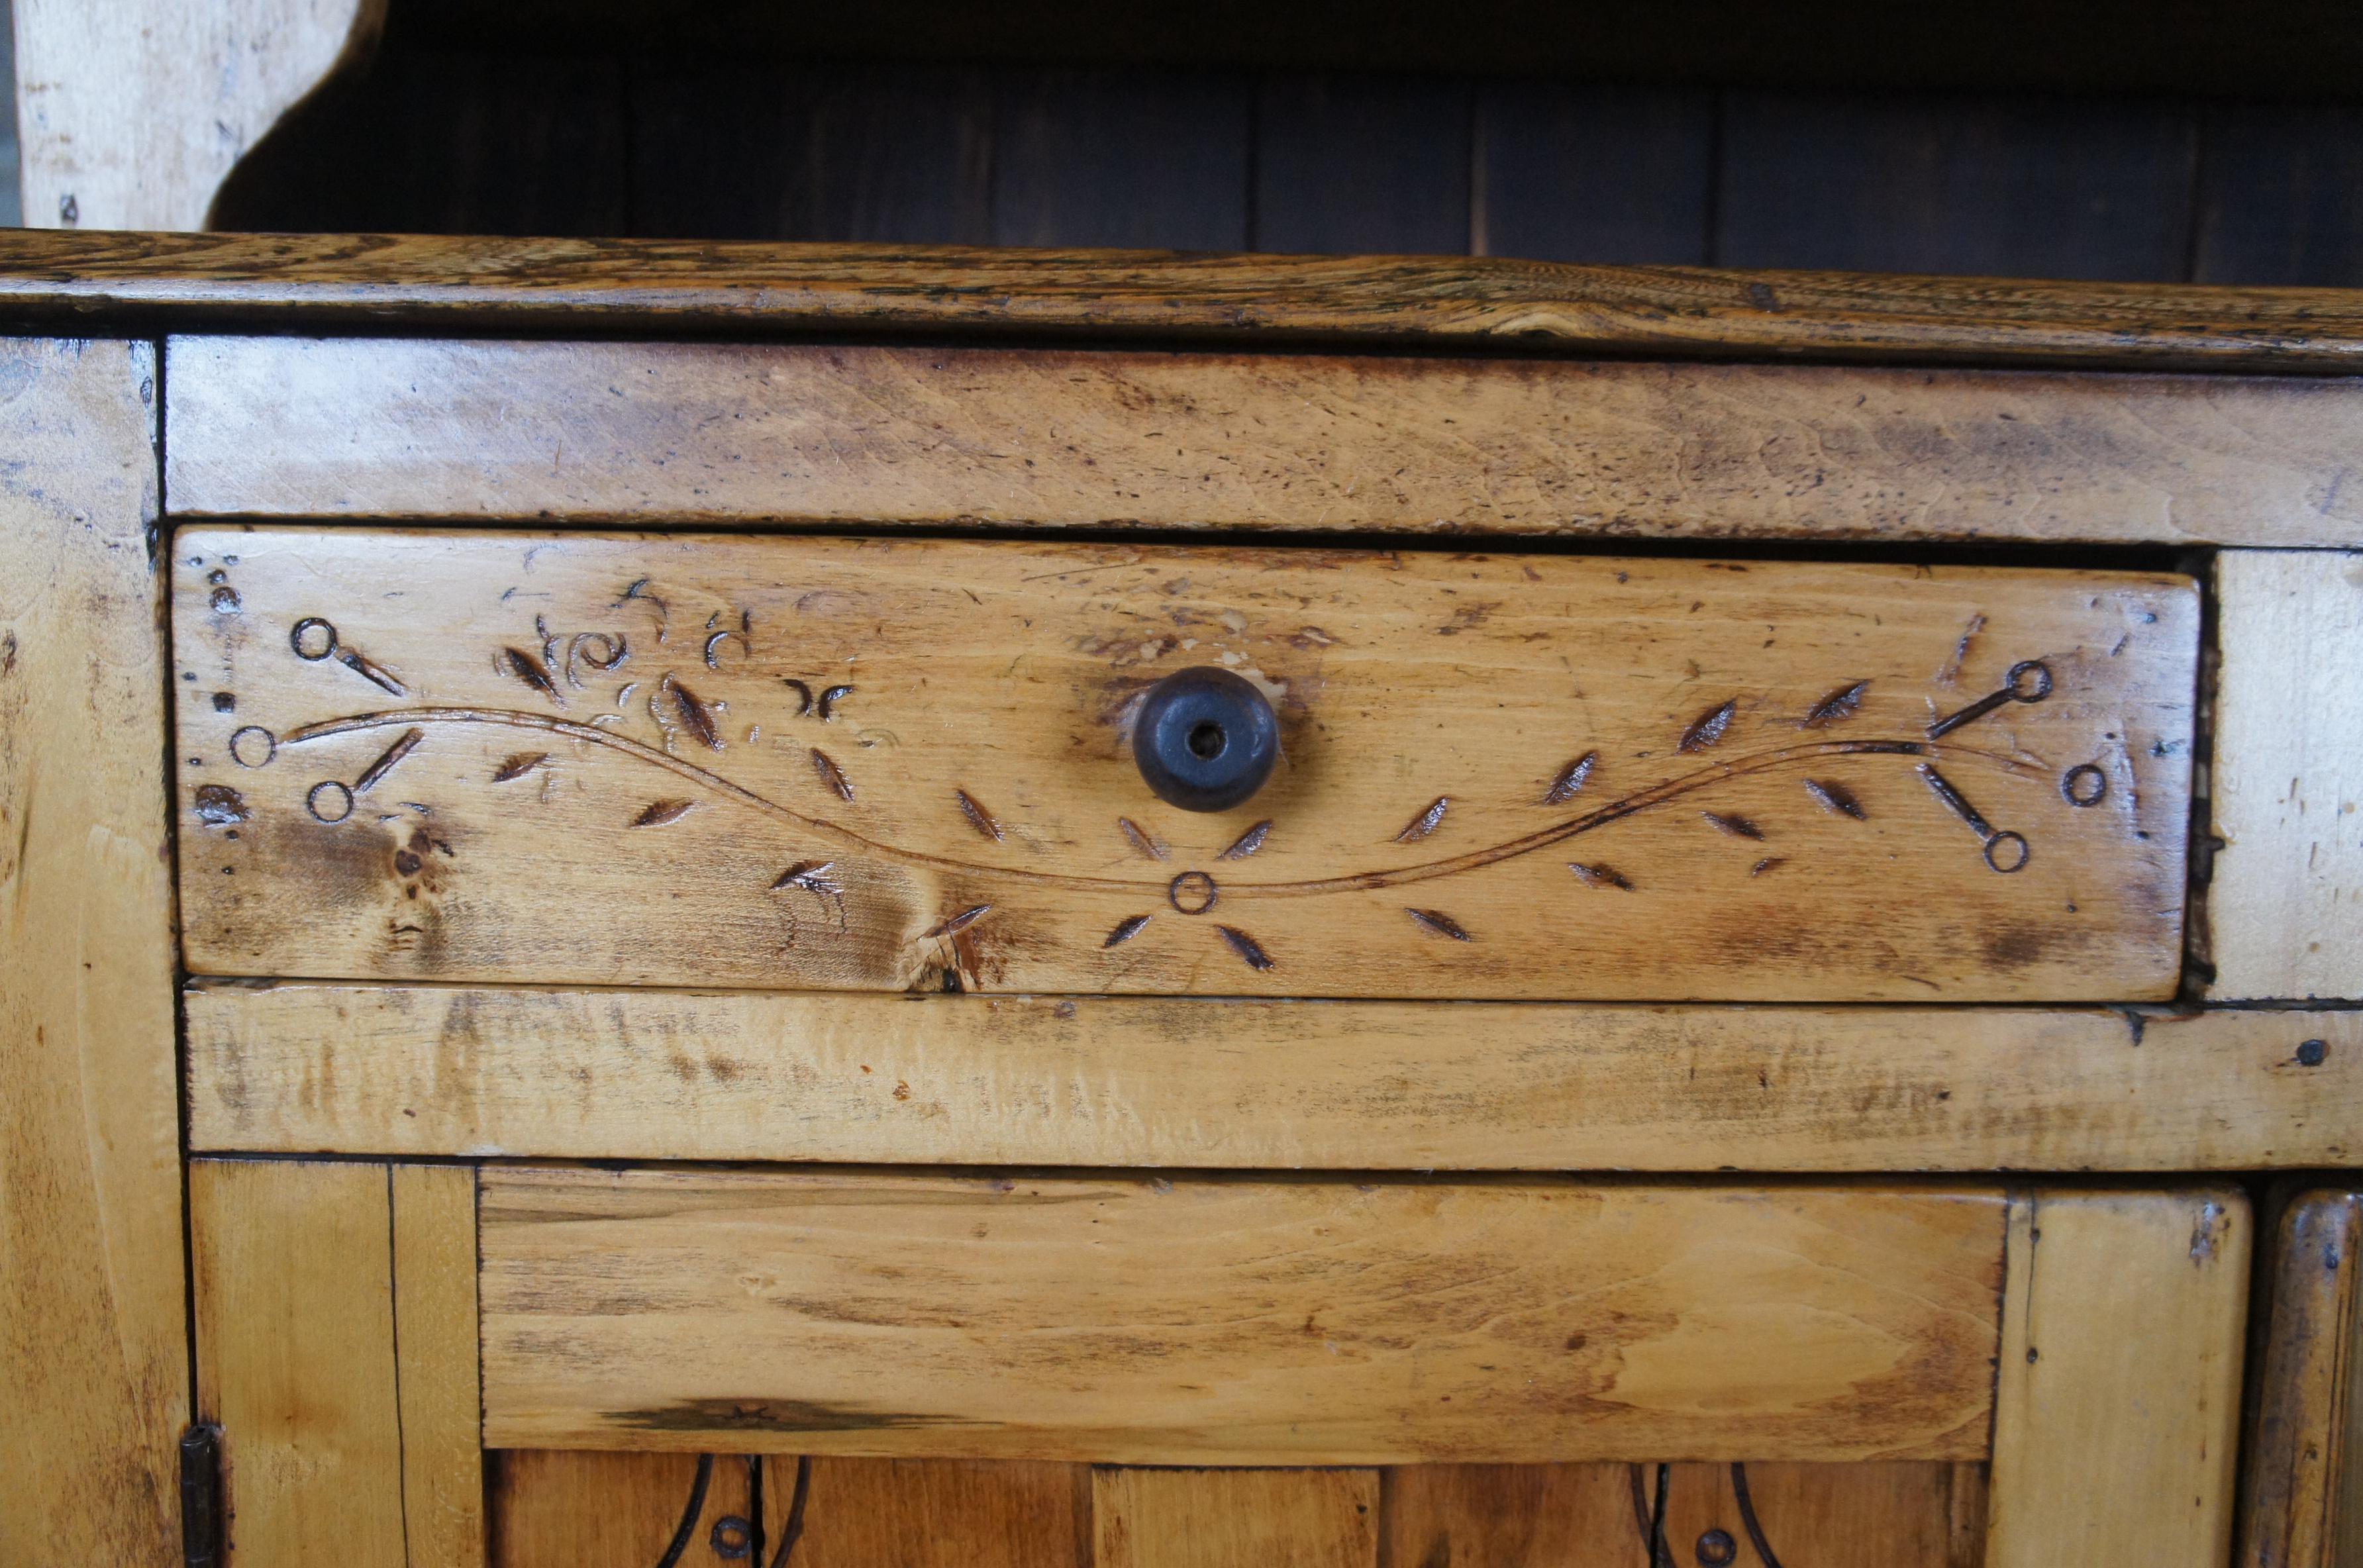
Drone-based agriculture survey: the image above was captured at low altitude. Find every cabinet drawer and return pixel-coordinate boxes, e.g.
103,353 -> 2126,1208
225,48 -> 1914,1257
174,528 -> 2194,1000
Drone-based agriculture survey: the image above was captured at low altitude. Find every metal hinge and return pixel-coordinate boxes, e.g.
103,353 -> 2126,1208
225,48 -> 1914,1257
179,1424 -> 224,1568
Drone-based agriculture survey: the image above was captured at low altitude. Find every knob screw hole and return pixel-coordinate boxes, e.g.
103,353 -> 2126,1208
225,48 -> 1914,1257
1187,721 -> 1227,760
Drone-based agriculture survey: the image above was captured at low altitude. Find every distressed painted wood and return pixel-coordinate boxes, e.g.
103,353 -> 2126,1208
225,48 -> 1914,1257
192,1158 -> 408,1568
2211,550 -> 2363,1001
1093,1469 -> 1377,1568
173,530 -> 2195,1001
391,1164 -> 485,1568
477,1169 -> 2004,1462
1986,1187 -> 2248,1568
12,231 -> 2363,368
187,985 -> 2363,1171
2240,1189 -> 2363,1568
0,338 -> 187,1564
166,334 -> 2363,548
15,0 -> 385,230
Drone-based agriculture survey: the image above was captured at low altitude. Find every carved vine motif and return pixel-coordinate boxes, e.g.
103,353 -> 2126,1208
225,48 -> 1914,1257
237,601 -> 2105,976
644,1453 -> 809,1568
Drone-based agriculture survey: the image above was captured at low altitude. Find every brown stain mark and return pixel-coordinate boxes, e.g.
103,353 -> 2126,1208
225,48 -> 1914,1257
192,783 -> 249,826
1678,699 -> 1737,753
1544,752 -> 1597,805
1568,861 -> 1633,890
1436,601 -> 1500,636
1702,810 -> 1766,840
631,799 -> 695,827
1,631 -> 17,675
1103,914 -> 1152,948
1219,820 -> 1272,860
1801,680 -> 1869,728
491,751 -> 548,782
1396,797 -> 1450,842
1803,779 -> 1868,819
658,673 -> 721,750
610,1398 -> 971,1436
923,904 -> 991,940
818,684 -> 855,720
1752,856 -> 1785,877
954,789 -> 1003,842
499,646 -> 562,707
1117,816 -> 1166,861
810,748 -> 854,802
1217,925 -> 1274,970
1407,907 -> 1473,940
352,726 -> 423,796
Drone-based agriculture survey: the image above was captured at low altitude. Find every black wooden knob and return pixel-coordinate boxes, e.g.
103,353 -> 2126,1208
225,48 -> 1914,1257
1131,666 -> 1280,812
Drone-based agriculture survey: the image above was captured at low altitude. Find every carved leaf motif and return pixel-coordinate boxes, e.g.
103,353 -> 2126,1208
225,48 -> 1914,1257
1544,752 -> 1597,805
660,673 -> 722,751
500,646 -> 563,706
810,748 -> 854,802
1217,925 -> 1274,971
956,789 -> 1004,842
819,685 -> 855,720
1118,817 -> 1166,861
1396,797 -> 1450,842
491,751 -> 548,782
1219,820 -> 1272,860
1103,914 -> 1152,948
1752,857 -> 1786,877
632,799 -> 694,827
1678,699 -> 1736,753
1702,811 -> 1765,840
1802,680 -> 1869,728
1803,779 -> 1868,819
1406,908 -> 1472,941
1568,862 -> 1634,891
925,905 -> 992,940
770,859 -> 841,896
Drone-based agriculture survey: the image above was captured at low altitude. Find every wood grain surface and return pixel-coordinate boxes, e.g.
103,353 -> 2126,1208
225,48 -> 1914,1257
193,1158 -> 409,1568
391,1164 -> 486,1568
479,1454 -> 1984,1567
13,230 -> 2363,368
166,334 -> 2363,548
2239,1189 -> 2363,1568
186,984 -> 2363,1171
1093,1469 -> 1377,1568
1986,1187 -> 2249,1568
476,1169 -> 2005,1463
0,338 -> 187,1564
2211,550 -> 2363,1001
173,530 -> 2195,1000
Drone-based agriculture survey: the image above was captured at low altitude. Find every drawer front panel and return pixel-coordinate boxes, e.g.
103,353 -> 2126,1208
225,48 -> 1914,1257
174,529 -> 2195,999
476,1169 -> 2007,1463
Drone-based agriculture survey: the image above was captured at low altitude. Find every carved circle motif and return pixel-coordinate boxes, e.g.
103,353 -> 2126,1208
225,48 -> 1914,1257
2062,763 -> 2107,807
1983,830 -> 2031,874
1168,870 -> 1219,915
306,780 -> 354,824
229,726 -> 277,768
290,616 -> 338,661
2007,660 -> 2054,703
